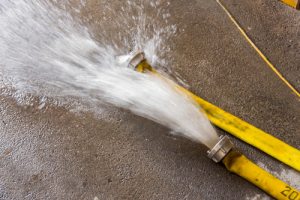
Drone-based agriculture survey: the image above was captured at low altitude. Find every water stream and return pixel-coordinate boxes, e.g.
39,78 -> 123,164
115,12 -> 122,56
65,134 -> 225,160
0,0 -> 219,148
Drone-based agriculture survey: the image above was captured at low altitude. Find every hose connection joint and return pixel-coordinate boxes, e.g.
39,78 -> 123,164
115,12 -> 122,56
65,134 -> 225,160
128,51 -> 145,69
207,135 -> 234,163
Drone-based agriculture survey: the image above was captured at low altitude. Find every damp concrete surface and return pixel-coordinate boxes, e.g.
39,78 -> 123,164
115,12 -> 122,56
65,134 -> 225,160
0,0 -> 299,199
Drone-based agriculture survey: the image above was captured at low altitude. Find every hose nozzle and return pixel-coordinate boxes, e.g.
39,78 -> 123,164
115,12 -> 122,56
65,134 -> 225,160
207,135 -> 234,163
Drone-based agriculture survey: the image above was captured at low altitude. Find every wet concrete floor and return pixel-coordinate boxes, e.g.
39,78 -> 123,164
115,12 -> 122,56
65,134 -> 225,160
1,0 -> 299,199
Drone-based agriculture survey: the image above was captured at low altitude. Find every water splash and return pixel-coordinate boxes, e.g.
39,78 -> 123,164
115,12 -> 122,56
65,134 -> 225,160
0,0 -> 219,148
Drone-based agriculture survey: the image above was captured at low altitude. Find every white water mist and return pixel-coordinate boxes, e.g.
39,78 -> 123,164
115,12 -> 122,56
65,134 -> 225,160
0,0 -> 219,148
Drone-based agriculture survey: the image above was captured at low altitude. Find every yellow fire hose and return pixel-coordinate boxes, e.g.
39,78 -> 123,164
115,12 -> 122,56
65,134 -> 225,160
279,0 -> 300,9
223,150 -> 300,200
127,52 -> 300,199
133,58 -> 300,172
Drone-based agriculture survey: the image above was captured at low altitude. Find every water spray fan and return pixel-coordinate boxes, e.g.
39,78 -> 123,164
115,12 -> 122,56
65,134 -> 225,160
127,51 -> 300,200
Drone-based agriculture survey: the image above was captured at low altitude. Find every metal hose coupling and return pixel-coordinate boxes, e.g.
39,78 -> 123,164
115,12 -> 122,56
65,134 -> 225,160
207,135 -> 234,163
128,51 -> 145,69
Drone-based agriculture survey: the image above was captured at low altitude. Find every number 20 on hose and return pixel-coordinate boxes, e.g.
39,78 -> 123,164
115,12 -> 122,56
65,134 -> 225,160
281,186 -> 300,200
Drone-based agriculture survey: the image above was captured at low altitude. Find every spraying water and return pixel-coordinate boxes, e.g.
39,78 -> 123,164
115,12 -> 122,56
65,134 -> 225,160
0,0 -> 219,148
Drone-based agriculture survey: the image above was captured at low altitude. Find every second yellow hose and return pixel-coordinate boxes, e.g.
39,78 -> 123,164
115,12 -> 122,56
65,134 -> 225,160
223,150 -> 300,200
